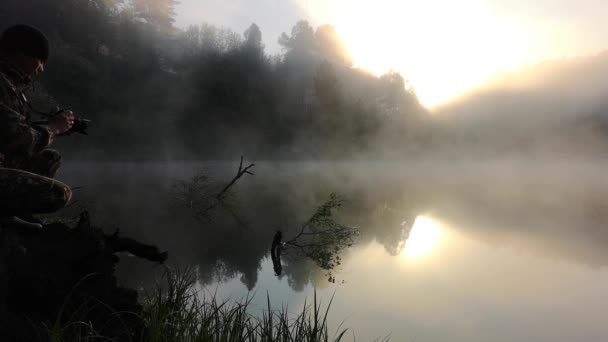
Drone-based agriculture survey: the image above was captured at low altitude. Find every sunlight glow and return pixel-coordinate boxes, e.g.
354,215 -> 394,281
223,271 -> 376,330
403,215 -> 442,258
298,0 -> 539,107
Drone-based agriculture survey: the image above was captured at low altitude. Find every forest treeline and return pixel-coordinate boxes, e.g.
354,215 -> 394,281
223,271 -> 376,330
1,0 -> 429,160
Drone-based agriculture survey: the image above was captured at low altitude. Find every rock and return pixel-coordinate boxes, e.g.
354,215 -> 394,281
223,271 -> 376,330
0,211 -> 167,341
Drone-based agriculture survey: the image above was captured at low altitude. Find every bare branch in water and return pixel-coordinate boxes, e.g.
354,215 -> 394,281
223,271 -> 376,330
214,156 -> 255,203
169,156 -> 255,225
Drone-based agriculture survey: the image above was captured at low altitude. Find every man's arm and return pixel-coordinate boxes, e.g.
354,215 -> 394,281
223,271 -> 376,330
0,93 -> 53,156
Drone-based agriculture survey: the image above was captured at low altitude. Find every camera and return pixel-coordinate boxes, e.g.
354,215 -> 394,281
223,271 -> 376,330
70,117 -> 91,135
52,108 -> 91,135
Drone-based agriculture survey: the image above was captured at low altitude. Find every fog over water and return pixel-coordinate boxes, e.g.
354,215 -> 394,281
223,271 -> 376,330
7,1 -> 608,339
57,159 -> 608,341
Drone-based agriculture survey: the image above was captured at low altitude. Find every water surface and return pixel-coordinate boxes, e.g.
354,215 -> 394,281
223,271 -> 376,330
58,160 -> 608,341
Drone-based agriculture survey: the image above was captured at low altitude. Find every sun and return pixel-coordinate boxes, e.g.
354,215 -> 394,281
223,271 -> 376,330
402,215 -> 442,259
299,0 -> 531,108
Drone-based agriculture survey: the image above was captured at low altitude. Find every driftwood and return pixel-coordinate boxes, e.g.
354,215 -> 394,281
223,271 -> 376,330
0,211 -> 167,340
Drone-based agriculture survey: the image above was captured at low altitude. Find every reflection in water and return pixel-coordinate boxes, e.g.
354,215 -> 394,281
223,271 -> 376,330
402,215 -> 442,259
57,161 -> 608,341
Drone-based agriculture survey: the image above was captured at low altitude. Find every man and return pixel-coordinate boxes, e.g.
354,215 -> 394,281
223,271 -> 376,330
0,25 -> 75,229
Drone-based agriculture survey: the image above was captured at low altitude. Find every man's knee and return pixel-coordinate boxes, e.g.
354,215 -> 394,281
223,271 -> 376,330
50,181 -> 72,210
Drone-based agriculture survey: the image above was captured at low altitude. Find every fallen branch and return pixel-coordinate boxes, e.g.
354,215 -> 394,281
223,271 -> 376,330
169,156 -> 255,224
200,156 -> 255,217
271,231 -> 283,276
216,156 -> 255,202
270,193 -> 358,282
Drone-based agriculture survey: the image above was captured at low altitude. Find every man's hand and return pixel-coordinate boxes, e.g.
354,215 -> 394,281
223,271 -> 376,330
47,110 -> 74,135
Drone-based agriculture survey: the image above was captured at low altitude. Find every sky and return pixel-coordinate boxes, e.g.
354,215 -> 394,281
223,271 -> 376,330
174,0 -> 608,108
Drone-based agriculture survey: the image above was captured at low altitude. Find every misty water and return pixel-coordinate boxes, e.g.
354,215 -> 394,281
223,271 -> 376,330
58,160 -> 608,342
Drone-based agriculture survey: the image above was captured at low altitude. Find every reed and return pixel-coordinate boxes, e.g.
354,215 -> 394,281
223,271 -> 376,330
141,267 -> 354,342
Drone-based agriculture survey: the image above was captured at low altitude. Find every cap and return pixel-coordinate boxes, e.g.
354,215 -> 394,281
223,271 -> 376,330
0,25 -> 49,62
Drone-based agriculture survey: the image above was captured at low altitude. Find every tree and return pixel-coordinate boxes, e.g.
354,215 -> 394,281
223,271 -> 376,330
241,23 -> 265,62
278,20 -> 316,54
271,194 -> 359,283
377,70 -> 409,117
315,24 -> 353,67
198,23 -> 242,53
313,60 -> 340,109
132,0 -> 177,33
243,23 -> 263,50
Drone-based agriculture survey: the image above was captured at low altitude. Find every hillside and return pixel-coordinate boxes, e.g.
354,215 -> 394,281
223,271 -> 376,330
431,52 -> 608,157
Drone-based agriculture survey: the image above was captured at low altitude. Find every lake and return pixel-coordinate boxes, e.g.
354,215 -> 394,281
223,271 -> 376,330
58,160 -> 608,341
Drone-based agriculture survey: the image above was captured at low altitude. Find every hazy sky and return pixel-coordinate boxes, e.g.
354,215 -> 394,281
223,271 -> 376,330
175,0 -> 608,107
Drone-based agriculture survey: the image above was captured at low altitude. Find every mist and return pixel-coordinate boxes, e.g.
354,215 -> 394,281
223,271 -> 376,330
432,52 -> 608,158
2,0 -> 431,162
4,0 -> 608,341
4,1 -> 607,162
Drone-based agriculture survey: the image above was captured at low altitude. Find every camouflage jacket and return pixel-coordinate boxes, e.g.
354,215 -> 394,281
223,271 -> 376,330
0,60 -> 52,169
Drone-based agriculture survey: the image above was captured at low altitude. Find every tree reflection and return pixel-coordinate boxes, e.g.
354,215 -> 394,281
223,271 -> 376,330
62,162 -> 430,291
